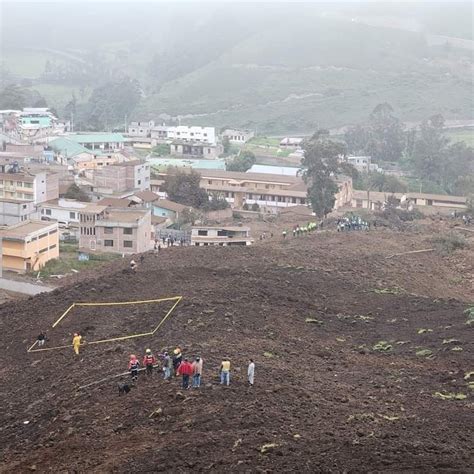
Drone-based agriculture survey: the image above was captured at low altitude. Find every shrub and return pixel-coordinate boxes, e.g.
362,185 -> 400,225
432,232 -> 468,254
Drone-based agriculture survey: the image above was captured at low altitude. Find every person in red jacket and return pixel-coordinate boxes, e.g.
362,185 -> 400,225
177,357 -> 193,389
142,349 -> 156,376
128,354 -> 140,382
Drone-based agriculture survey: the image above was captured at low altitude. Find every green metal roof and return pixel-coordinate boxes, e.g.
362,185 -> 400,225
67,133 -> 126,143
49,137 -> 101,157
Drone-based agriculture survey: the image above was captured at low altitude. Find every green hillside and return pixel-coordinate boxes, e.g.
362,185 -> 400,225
2,2 -> 472,134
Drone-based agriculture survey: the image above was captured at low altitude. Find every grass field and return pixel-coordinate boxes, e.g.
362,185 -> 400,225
37,243 -> 121,279
445,128 -> 474,146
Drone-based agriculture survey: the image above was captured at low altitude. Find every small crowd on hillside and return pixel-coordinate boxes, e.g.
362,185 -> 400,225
123,347 -> 255,394
282,221 -> 322,239
336,214 -> 371,232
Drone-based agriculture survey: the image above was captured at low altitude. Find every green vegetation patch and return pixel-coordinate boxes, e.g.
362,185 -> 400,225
372,341 -> 392,352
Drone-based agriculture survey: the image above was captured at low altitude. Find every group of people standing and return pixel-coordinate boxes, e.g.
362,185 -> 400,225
282,221 -> 321,239
126,347 -> 255,390
336,214 -> 371,232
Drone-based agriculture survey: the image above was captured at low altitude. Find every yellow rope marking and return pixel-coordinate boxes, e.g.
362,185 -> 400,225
28,296 -> 182,353
152,296 -> 182,334
75,296 -> 181,306
27,340 -> 39,352
52,303 -> 76,328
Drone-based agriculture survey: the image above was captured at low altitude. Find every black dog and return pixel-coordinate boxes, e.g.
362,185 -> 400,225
118,382 -> 131,396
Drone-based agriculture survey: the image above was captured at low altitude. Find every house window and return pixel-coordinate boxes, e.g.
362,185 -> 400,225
138,180 -> 141,185
22,204 -> 27,210
104,240 -> 114,247
198,230 -> 208,236
123,228 -> 133,235
356,199 -> 363,208
46,209 -> 52,216
49,244 -> 57,250
217,230 -> 228,236
208,180 -> 213,185
39,247 -> 49,254
69,212 -> 76,219
39,233 -> 48,239
123,240 -> 133,248
104,227 -> 113,234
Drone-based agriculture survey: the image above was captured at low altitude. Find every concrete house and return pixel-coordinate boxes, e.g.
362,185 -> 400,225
128,121 -> 155,138
191,226 -> 252,246
170,141 -> 222,159
222,129 -> 255,144
92,160 -> 150,195
152,199 -> 188,222
0,220 -> 59,272
159,169 -> 352,213
39,199 -> 107,227
0,199 -> 37,225
79,208 -> 152,255
151,126 -> 216,145
0,170 -> 59,204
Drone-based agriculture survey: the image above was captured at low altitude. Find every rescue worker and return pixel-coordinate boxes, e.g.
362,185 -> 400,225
219,358 -> 231,386
128,354 -> 140,382
72,333 -> 82,355
37,331 -> 46,347
247,359 -> 255,387
130,260 -> 137,273
177,357 -> 193,389
172,347 -> 183,375
162,351 -> 172,380
143,349 -> 156,376
192,356 -> 203,388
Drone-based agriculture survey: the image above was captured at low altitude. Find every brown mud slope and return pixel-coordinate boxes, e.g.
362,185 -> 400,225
0,230 -> 473,473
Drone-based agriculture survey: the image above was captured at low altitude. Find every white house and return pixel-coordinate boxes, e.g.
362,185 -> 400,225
39,199 -> 107,227
151,126 -> 216,145
191,226 -> 252,246
346,156 -> 380,173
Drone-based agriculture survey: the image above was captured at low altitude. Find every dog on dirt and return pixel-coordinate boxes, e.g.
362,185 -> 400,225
118,381 -> 132,396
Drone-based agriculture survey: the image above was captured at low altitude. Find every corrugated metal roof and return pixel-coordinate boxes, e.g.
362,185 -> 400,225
49,137 -> 97,158
67,133 -> 126,143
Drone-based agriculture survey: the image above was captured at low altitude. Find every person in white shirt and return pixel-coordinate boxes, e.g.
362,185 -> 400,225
247,359 -> 255,387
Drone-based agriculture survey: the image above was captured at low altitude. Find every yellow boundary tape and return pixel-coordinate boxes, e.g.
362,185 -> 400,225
28,296 -> 182,353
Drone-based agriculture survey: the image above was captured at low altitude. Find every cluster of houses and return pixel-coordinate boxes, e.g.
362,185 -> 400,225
0,111 -> 469,274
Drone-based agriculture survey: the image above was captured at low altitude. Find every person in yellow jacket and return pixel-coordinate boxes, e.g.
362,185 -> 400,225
219,358 -> 231,386
72,333 -> 82,355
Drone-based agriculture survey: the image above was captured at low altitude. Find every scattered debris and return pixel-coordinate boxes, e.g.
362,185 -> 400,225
433,392 -> 467,401
417,328 -> 433,334
305,318 -> 323,325
260,443 -> 278,454
415,349 -> 433,358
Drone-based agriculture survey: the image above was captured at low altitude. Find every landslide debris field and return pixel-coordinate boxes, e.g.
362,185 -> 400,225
0,229 -> 473,472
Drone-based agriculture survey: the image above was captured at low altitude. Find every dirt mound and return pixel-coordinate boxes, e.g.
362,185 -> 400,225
0,229 -> 472,472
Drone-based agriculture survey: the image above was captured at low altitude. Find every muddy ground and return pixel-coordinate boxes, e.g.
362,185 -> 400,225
0,227 -> 472,472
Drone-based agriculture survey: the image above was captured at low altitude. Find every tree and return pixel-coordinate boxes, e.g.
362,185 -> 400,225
64,184 -> 91,202
161,169 -> 209,208
86,77 -> 141,130
301,130 -> 347,218
366,103 -> 405,162
367,172 -> 407,193
201,192 -> 229,211
222,136 -> 231,155
0,84 -> 27,109
226,150 -> 256,172
344,103 -> 405,162
412,115 -> 449,183
344,125 -> 371,155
